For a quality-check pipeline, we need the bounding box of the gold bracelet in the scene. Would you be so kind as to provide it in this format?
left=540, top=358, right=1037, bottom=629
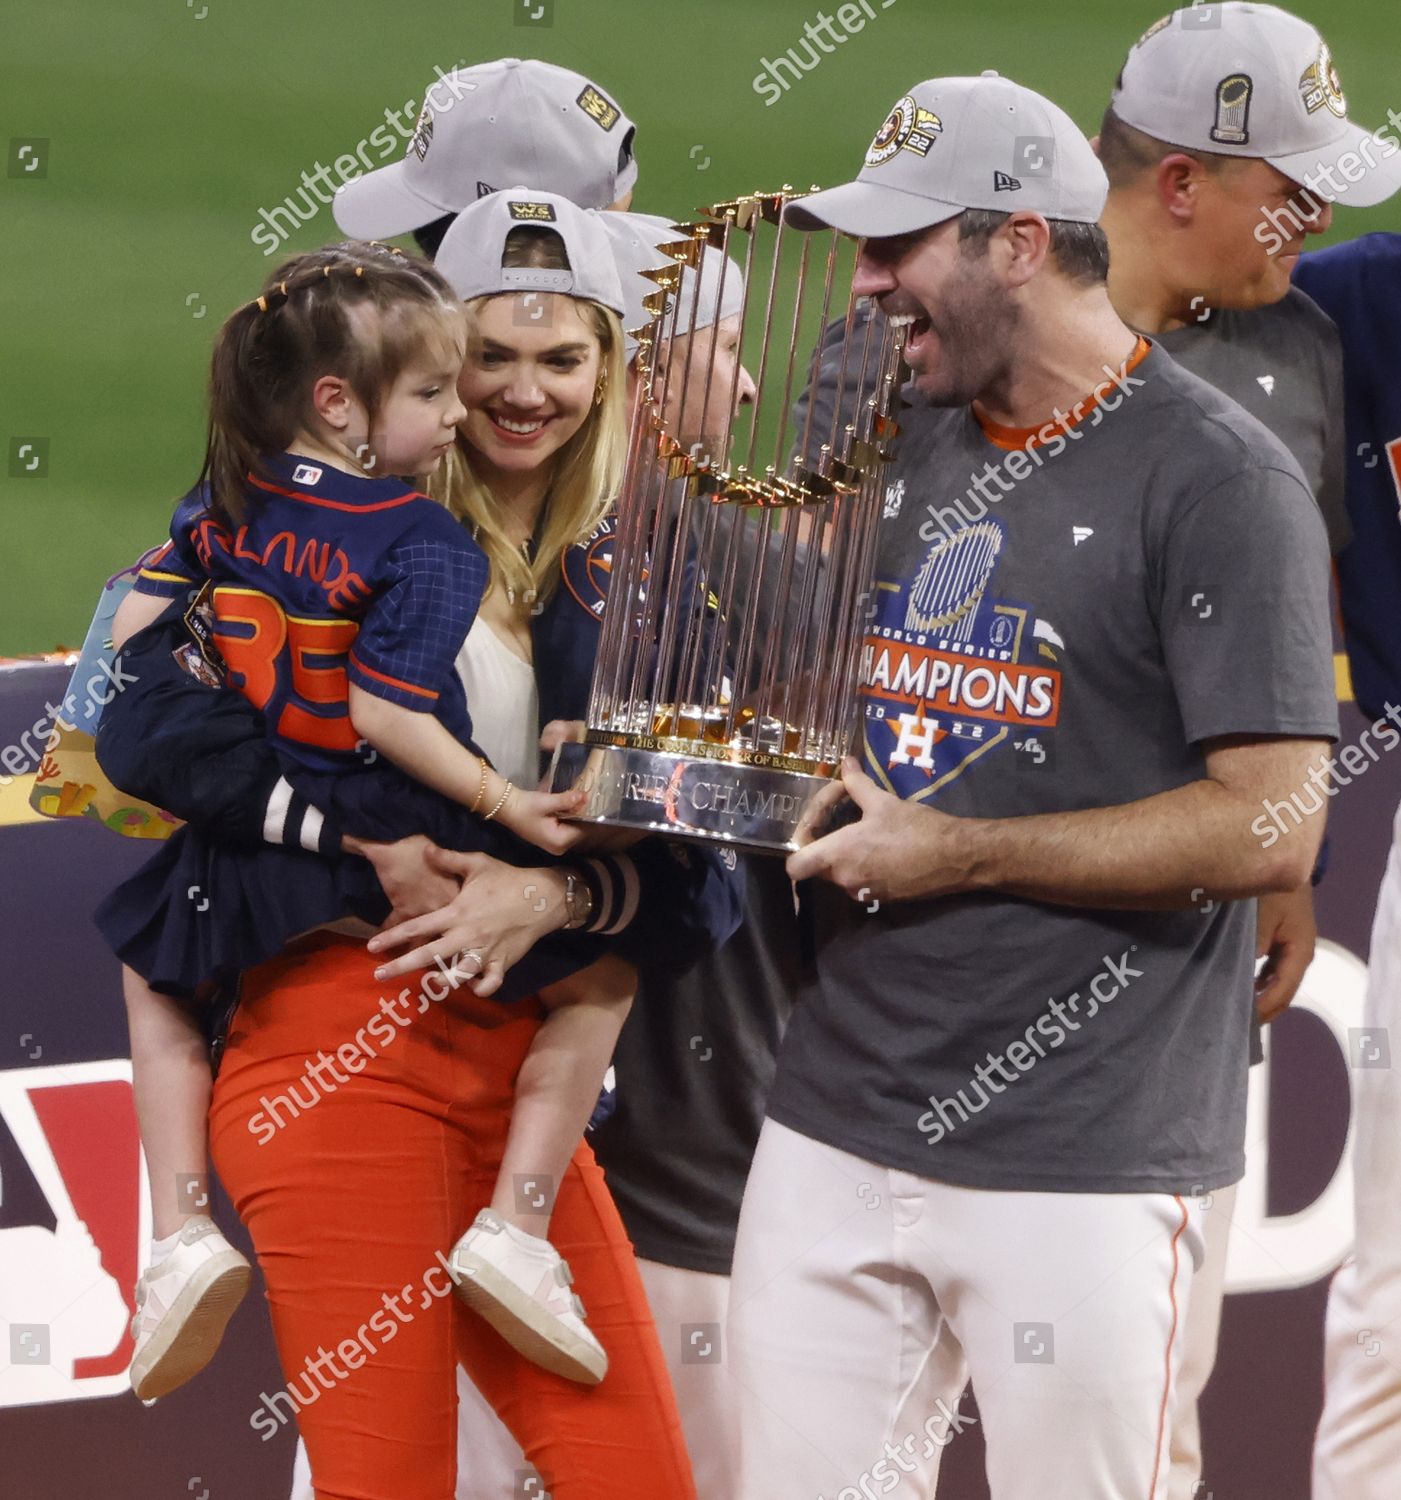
left=483, top=780, right=514, bottom=822
left=469, top=758, right=489, bottom=815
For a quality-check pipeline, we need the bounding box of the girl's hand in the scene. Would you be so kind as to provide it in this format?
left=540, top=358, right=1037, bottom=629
left=345, top=834, right=460, bottom=926
left=495, top=785, right=590, bottom=856
left=366, top=851, right=570, bottom=996
left=539, top=719, right=587, bottom=760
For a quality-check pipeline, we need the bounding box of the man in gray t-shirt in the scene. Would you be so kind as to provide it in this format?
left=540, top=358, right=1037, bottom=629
left=726, top=73, right=1337, bottom=1500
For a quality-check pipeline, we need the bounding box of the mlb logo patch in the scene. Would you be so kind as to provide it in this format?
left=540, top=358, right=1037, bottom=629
left=508, top=200, right=557, bottom=222
left=292, top=463, right=323, bottom=485
left=576, top=85, right=621, bottom=131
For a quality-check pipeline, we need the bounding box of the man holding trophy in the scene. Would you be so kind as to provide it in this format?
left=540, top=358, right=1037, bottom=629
left=709, top=72, right=1339, bottom=1499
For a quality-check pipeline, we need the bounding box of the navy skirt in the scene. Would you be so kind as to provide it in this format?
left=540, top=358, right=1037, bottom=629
left=94, top=760, right=603, bottom=1006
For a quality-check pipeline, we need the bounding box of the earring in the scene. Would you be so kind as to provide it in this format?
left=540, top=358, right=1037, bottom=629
left=594, top=371, right=608, bottom=407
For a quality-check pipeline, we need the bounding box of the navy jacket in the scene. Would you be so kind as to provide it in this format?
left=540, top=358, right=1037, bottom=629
left=1295, top=235, right=1401, bottom=725
left=95, top=503, right=743, bottom=1001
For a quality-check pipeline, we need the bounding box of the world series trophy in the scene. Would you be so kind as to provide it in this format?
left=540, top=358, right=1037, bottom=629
left=550, top=188, right=907, bottom=852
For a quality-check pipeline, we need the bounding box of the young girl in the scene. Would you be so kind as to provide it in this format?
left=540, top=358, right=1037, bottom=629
left=110, top=224, right=639, bottom=1400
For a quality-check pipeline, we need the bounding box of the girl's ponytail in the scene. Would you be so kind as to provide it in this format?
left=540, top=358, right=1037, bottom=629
left=196, top=244, right=463, bottom=525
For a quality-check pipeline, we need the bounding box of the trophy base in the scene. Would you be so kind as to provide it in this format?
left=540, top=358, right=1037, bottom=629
left=549, top=739, right=835, bottom=854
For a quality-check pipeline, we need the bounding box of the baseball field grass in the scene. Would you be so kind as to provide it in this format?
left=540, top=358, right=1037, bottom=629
left=4, top=0, right=1398, bottom=652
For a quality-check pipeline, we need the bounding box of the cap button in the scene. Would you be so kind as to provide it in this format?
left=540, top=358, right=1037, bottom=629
left=981, top=69, right=1000, bottom=78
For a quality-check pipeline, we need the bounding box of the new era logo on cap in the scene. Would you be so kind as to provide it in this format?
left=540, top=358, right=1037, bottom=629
left=508, top=200, right=558, bottom=222
left=994, top=171, right=1022, bottom=192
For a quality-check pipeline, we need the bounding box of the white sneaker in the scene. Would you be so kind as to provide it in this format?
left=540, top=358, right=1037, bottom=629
left=129, top=1216, right=252, bottom=1402
left=447, top=1210, right=608, bottom=1385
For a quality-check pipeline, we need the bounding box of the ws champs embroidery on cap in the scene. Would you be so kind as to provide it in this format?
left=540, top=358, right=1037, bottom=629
left=576, top=85, right=621, bottom=131
left=508, top=200, right=558, bottom=222
left=409, top=104, right=433, bottom=162
left=866, top=96, right=944, bottom=167
left=1210, top=74, right=1253, bottom=144
left=1299, top=43, right=1347, bottom=117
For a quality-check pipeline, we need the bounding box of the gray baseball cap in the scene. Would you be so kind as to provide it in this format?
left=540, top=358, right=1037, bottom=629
left=596, top=211, right=747, bottom=360
left=1112, top=4, right=1401, bottom=207
left=433, top=188, right=626, bottom=316
left=333, top=58, right=638, bottom=237
left=786, top=72, right=1108, bottom=236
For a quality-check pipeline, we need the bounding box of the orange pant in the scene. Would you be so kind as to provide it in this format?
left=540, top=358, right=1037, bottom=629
left=209, top=934, right=696, bottom=1500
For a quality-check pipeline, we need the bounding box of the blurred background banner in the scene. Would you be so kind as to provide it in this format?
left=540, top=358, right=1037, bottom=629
left=3, top=0, right=1399, bottom=653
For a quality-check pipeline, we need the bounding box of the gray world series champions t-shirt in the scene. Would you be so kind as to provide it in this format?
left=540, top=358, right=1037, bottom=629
left=1153, top=287, right=1350, bottom=554
left=766, top=343, right=1339, bottom=1194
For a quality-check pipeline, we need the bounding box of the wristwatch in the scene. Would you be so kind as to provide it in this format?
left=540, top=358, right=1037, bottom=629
left=563, top=870, right=595, bottom=931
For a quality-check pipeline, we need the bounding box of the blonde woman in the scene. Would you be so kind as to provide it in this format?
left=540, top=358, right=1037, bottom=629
left=99, top=193, right=735, bottom=1498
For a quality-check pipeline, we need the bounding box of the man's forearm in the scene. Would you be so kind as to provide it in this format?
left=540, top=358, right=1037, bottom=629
left=955, top=778, right=1319, bottom=909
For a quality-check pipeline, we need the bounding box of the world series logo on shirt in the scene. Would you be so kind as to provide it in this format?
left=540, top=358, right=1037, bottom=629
left=862, top=518, right=1063, bottom=799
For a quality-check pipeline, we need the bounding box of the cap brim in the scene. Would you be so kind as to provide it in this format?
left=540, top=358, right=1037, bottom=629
left=784, top=180, right=963, bottom=236
left=331, top=159, right=455, bottom=239
left=1269, top=121, right=1401, bottom=210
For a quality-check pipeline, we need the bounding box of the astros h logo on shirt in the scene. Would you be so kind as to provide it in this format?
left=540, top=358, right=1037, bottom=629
left=860, top=517, right=1064, bottom=800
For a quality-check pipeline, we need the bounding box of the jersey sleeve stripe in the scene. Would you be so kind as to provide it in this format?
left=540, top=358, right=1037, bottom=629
left=247, top=473, right=422, bottom=513
left=349, top=654, right=441, bottom=702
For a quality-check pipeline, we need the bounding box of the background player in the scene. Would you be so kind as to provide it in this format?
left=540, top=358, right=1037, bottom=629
left=1295, top=230, right=1401, bottom=1500
left=1091, top=7, right=1401, bottom=1491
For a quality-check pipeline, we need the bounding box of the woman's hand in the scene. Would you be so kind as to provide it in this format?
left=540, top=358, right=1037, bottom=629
left=344, top=834, right=460, bottom=927
left=366, top=851, right=571, bottom=996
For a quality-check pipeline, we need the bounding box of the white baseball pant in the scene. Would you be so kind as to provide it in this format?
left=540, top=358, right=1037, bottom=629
left=726, top=1119, right=1206, bottom=1500
left=1167, top=1181, right=1237, bottom=1500
left=1313, top=808, right=1401, bottom=1499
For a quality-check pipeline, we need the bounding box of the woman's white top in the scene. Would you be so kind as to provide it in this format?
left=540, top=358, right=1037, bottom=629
left=454, top=615, right=540, bottom=788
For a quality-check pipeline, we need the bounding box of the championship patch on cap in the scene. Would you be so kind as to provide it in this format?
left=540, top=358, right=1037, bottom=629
left=1299, top=43, right=1347, bottom=118
left=1210, top=74, right=1253, bottom=145
left=865, top=95, right=944, bottom=168
left=409, top=104, right=433, bottom=163
left=576, top=84, right=621, bottom=132
left=508, top=200, right=558, bottom=222
left=1134, top=13, right=1172, bottom=47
